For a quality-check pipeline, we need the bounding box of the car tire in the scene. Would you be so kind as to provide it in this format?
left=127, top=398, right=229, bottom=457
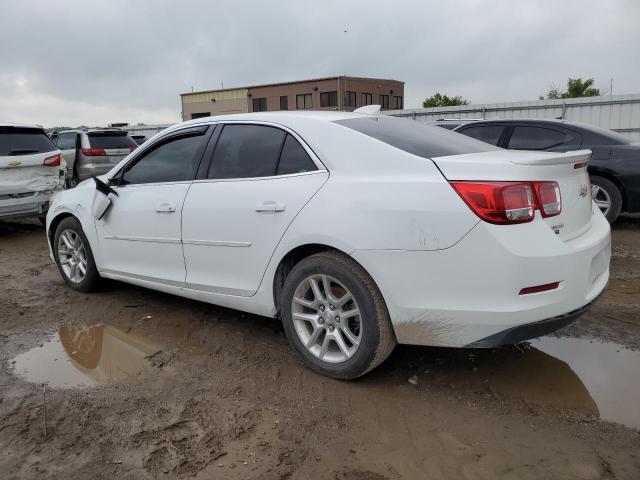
left=53, top=217, right=100, bottom=292
left=590, top=175, right=622, bottom=223
left=280, top=251, right=396, bottom=380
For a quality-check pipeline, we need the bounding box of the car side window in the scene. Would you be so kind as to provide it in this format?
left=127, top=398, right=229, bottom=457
left=508, top=126, right=580, bottom=151
left=57, top=132, right=77, bottom=150
left=276, top=134, right=318, bottom=175
left=208, top=124, right=285, bottom=179
left=457, top=125, right=504, bottom=145
left=121, top=133, right=206, bottom=185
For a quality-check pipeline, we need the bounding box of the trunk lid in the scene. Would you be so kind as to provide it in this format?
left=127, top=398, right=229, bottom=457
left=432, top=149, right=594, bottom=241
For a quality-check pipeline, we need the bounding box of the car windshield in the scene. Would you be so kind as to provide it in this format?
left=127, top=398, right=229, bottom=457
left=0, top=127, right=57, bottom=156
left=88, top=132, right=137, bottom=149
left=335, top=116, right=499, bottom=159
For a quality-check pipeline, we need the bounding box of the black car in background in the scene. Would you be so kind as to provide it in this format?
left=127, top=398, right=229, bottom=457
left=454, top=119, right=640, bottom=223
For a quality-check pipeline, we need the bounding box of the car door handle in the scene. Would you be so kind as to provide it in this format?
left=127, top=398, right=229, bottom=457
left=155, top=203, right=176, bottom=213
left=255, top=201, right=286, bottom=213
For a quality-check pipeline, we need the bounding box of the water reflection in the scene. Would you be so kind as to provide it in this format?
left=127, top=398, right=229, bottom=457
left=12, top=324, right=159, bottom=388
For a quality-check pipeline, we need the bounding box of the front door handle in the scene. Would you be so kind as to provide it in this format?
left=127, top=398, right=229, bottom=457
left=255, top=201, right=286, bottom=213
left=155, top=202, right=176, bottom=213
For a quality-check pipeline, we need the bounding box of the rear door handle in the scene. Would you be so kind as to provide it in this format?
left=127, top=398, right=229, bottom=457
left=255, top=201, right=286, bottom=213
left=155, top=202, right=176, bottom=213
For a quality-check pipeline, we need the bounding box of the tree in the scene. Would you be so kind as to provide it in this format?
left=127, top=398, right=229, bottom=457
left=423, top=92, right=469, bottom=108
left=540, top=78, right=600, bottom=100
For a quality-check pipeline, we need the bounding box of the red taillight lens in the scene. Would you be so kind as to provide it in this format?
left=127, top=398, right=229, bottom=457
left=451, top=180, right=562, bottom=224
left=81, top=147, right=106, bottom=156
left=450, top=182, right=536, bottom=224
left=43, top=153, right=61, bottom=166
left=534, top=181, right=561, bottom=217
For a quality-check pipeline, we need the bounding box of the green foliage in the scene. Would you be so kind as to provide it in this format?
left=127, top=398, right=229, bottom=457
left=423, top=92, right=469, bottom=108
left=540, top=78, right=601, bottom=100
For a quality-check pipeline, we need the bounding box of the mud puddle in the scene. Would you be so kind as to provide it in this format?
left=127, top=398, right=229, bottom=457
left=11, top=324, right=160, bottom=388
left=530, top=336, right=640, bottom=428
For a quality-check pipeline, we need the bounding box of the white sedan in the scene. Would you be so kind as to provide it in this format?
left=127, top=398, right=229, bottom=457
left=46, top=111, right=611, bottom=379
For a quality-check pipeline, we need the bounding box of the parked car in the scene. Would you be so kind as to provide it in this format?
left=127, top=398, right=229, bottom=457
left=432, top=118, right=481, bottom=130
left=55, top=128, right=138, bottom=188
left=1, top=124, right=65, bottom=223
left=454, top=119, right=640, bottom=222
left=46, top=112, right=610, bottom=379
left=130, top=135, right=147, bottom=145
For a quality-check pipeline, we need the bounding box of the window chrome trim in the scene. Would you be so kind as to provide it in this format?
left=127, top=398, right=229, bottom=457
left=192, top=169, right=327, bottom=184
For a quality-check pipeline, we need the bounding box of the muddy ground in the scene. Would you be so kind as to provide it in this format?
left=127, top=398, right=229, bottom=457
left=1, top=218, right=639, bottom=479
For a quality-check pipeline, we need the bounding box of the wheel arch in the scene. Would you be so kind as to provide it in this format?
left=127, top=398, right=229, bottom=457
left=272, top=243, right=380, bottom=316
left=47, top=211, right=79, bottom=252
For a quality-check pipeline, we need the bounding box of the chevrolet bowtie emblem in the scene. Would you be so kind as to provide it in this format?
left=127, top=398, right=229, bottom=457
left=8, top=160, right=22, bottom=167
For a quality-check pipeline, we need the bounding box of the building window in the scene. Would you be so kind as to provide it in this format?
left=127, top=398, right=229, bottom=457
left=252, top=97, right=267, bottom=112
left=361, top=93, right=372, bottom=106
left=344, top=91, right=356, bottom=107
left=296, top=93, right=313, bottom=109
left=393, top=96, right=403, bottom=109
left=379, top=95, right=389, bottom=110
left=280, top=96, right=288, bottom=110
left=320, top=91, right=338, bottom=108
left=191, top=112, right=210, bottom=119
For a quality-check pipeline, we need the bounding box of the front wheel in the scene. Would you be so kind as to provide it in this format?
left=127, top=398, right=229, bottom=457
left=280, top=251, right=396, bottom=380
left=53, top=217, right=100, bottom=292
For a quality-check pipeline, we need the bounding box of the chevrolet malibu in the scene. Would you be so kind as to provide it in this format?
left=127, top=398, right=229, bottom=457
left=46, top=111, right=611, bottom=379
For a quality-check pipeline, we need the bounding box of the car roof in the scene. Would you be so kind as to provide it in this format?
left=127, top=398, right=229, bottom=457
left=177, top=110, right=369, bottom=129
left=57, top=128, right=127, bottom=134
left=0, top=122, right=45, bottom=130
left=455, top=118, right=596, bottom=130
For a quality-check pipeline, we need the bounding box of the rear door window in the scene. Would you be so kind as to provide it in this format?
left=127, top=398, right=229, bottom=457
left=56, top=132, right=77, bottom=150
left=276, top=134, right=318, bottom=175
left=0, top=127, right=57, bottom=156
left=208, top=124, right=285, bottom=179
left=508, top=126, right=580, bottom=151
left=89, top=132, right=137, bottom=149
left=457, top=125, right=505, bottom=145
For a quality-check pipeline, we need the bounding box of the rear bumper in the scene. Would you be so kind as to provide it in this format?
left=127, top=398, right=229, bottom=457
left=465, top=294, right=600, bottom=347
left=0, top=191, right=54, bottom=220
left=351, top=210, right=611, bottom=347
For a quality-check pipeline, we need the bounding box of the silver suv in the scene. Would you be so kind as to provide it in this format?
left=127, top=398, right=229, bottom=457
left=55, top=128, right=138, bottom=187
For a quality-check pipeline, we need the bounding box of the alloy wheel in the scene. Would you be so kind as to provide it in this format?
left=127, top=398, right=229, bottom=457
left=591, top=184, right=611, bottom=217
left=57, top=229, right=88, bottom=284
left=291, top=274, right=362, bottom=363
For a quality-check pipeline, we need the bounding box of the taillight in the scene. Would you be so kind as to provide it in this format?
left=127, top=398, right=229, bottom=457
left=129, top=146, right=137, bottom=152
left=450, top=182, right=536, bottom=224
left=81, top=147, right=106, bottom=156
left=43, top=153, right=61, bottom=166
left=450, top=180, right=562, bottom=224
left=534, top=181, right=561, bottom=217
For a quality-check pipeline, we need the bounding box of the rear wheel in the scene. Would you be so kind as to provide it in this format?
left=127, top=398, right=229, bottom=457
left=590, top=175, right=622, bottom=223
left=53, top=217, right=99, bottom=292
left=65, top=170, right=79, bottom=189
left=281, top=251, right=396, bottom=379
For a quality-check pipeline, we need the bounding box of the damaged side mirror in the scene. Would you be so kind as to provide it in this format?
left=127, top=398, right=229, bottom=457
left=92, top=177, right=119, bottom=221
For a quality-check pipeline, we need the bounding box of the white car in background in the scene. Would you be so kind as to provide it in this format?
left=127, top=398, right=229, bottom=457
left=1, top=124, right=65, bottom=222
left=45, top=111, right=611, bottom=379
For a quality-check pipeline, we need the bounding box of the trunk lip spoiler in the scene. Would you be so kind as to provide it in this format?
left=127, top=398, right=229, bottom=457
left=509, top=149, right=591, bottom=166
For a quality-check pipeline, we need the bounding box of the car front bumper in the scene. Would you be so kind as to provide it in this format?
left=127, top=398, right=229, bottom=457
left=351, top=211, right=611, bottom=348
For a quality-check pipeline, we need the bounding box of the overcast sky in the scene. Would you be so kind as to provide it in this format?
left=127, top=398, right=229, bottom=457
left=1, top=0, right=638, bottom=127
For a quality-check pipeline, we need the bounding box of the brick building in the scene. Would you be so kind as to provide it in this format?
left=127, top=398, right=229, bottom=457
left=180, top=76, right=404, bottom=120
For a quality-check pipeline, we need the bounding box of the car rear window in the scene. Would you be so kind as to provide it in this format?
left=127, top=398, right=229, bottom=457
left=88, top=132, right=137, bottom=149
left=0, top=127, right=57, bottom=156
left=334, top=116, right=499, bottom=159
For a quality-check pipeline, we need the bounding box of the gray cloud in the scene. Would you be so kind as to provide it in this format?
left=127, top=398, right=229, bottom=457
left=1, top=0, right=638, bottom=127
